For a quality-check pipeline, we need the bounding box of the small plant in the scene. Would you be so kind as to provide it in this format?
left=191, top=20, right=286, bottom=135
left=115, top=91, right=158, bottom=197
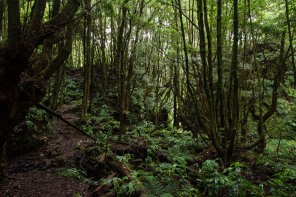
left=141, top=179, right=179, bottom=197
left=166, top=144, right=193, bottom=173
left=265, top=168, right=296, bottom=196
left=102, top=175, right=142, bottom=196
left=24, top=106, right=53, bottom=134
left=198, top=160, right=257, bottom=196
left=63, top=78, right=83, bottom=103
left=56, top=168, right=98, bottom=185
left=56, top=168, right=87, bottom=180
left=116, top=153, right=134, bottom=163
left=98, top=104, right=115, bottom=122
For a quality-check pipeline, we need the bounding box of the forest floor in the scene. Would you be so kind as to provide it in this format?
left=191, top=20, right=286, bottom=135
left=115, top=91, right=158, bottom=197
left=0, top=99, right=295, bottom=196
left=0, top=104, right=92, bottom=197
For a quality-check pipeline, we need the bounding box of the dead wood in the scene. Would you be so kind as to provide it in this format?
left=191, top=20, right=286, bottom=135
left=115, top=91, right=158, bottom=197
left=95, top=152, right=147, bottom=195
left=36, top=103, right=96, bottom=141
left=92, top=172, right=117, bottom=197
left=100, top=191, right=117, bottom=197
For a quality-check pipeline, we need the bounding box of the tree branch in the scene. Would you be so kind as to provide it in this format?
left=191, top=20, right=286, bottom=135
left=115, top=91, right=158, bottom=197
left=35, top=0, right=82, bottom=46
left=36, top=103, right=96, bottom=141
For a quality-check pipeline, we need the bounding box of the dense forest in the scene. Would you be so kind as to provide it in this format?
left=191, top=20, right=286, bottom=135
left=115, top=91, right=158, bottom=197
left=0, top=0, right=296, bottom=196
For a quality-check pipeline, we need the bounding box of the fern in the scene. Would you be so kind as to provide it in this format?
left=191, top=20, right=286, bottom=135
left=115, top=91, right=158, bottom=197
left=163, top=181, right=179, bottom=195
left=167, top=145, right=193, bottom=167
left=140, top=180, right=179, bottom=197
left=142, top=180, right=166, bottom=196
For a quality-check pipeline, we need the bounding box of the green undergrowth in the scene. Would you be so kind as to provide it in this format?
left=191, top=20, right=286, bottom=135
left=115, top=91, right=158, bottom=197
left=8, top=107, right=54, bottom=156
left=9, top=98, right=296, bottom=196
left=71, top=116, right=296, bottom=197
left=12, top=75, right=296, bottom=197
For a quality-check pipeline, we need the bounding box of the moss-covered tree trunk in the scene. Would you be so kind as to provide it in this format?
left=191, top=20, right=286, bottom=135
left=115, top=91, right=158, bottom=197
left=116, top=0, right=129, bottom=135
left=0, top=0, right=5, bottom=35
left=50, top=65, right=64, bottom=110
left=226, top=0, right=239, bottom=162
left=80, top=0, right=92, bottom=122
left=0, top=0, right=80, bottom=180
left=49, top=0, right=63, bottom=110
left=99, top=12, right=108, bottom=103
left=285, top=0, right=296, bottom=87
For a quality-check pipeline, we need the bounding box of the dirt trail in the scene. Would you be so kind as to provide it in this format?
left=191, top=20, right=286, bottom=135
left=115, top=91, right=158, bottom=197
left=0, top=104, right=92, bottom=197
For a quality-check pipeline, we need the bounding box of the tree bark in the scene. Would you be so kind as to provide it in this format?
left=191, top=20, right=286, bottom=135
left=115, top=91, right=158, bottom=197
left=216, top=0, right=225, bottom=130
left=0, top=0, right=6, bottom=35
left=99, top=13, right=108, bottom=102
left=197, top=0, right=223, bottom=157
left=7, top=0, right=20, bottom=52
left=0, top=0, right=81, bottom=177
left=285, top=0, right=296, bottom=87
left=116, top=0, right=130, bottom=135
left=80, top=0, right=92, bottom=122
left=226, top=0, right=239, bottom=163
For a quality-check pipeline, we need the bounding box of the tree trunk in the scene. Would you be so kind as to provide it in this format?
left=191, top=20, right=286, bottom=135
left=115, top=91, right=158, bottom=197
left=197, top=0, right=223, bottom=158
left=285, top=0, right=296, bottom=87
left=116, top=0, right=130, bottom=135
left=80, top=0, right=92, bottom=122
left=226, top=0, right=239, bottom=163
left=216, top=0, right=225, bottom=130
left=0, top=0, right=80, bottom=178
left=0, top=0, right=6, bottom=35
left=50, top=65, right=64, bottom=110
left=99, top=12, right=108, bottom=102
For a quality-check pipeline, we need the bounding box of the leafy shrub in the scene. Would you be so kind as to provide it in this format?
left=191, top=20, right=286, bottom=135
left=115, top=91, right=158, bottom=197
left=141, top=179, right=179, bottom=197
left=25, top=106, right=52, bottom=134
left=167, top=144, right=193, bottom=169
left=265, top=168, right=296, bottom=196
left=63, top=78, right=83, bottom=104
left=102, top=175, right=142, bottom=196
left=198, top=160, right=259, bottom=196
left=8, top=107, right=53, bottom=155
left=97, top=104, right=115, bottom=123
left=56, top=168, right=97, bottom=185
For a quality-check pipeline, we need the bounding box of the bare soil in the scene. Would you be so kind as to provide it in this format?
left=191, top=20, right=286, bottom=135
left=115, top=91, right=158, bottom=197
left=0, top=104, right=92, bottom=197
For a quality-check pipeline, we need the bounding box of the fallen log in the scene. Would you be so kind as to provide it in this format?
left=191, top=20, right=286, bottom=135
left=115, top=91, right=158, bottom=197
left=100, top=191, right=117, bottom=197
left=92, top=172, right=117, bottom=197
left=36, top=103, right=96, bottom=141
left=94, top=152, right=147, bottom=196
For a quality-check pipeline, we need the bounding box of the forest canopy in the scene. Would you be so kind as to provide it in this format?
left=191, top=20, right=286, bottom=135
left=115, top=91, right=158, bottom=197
left=0, top=0, right=296, bottom=196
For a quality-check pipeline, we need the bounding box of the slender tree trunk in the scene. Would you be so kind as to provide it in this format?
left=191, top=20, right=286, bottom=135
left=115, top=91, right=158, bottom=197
left=125, top=0, right=145, bottom=116
left=99, top=13, right=108, bottom=102
left=173, top=0, right=180, bottom=128
left=177, top=0, right=190, bottom=96
left=50, top=66, right=64, bottom=110
left=241, top=0, right=248, bottom=142
left=285, top=0, right=296, bottom=87
left=0, top=0, right=6, bottom=36
left=203, top=0, right=213, bottom=104
left=49, top=0, right=62, bottom=110
left=58, top=64, right=66, bottom=107
left=197, top=0, right=223, bottom=156
left=80, top=0, right=92, bottom=122
left=248, top=0, right=264, bottom=152
left=216, top=0, right=225, bottom=130
left=116, top=0, right=129, bottom=135
left=226, top=0, right=239, bottom=163
left=177, top=0, right=198, bottom=137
